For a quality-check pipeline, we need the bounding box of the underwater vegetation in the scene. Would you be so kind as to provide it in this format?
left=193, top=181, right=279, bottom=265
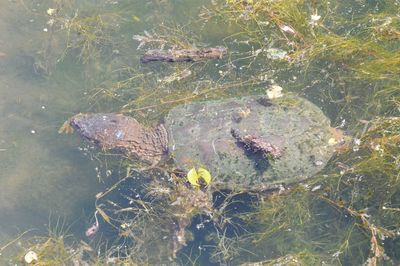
left=21, top=0, right=131, bottom=78
left=1, top=0, right=399, bottom=265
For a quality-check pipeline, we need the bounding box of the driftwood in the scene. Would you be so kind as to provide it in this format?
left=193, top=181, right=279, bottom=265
left=140, top=47, right=227, bottom=63
left=231, top=128, right=283, bottom=159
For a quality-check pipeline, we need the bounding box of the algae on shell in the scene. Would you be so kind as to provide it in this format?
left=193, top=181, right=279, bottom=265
left=165, top=94, right=336, bottom=188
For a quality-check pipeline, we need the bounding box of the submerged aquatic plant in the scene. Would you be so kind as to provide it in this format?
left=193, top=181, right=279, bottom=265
left=25, top=0, right=125, bottom=76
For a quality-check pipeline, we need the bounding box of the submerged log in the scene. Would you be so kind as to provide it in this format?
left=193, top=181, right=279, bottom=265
left=140, top=47, right=227, bottom=63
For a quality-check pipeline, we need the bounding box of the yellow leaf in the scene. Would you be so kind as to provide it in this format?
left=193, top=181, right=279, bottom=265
left=187, top=168, right=199, bottom=187
left=197, top=168, right=212, bottom=185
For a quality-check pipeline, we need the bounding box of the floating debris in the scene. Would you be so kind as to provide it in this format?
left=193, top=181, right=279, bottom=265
left=279, top=24, right=296, bottom=35
left=311, top=185, right=322, bottom=192
left=187, top=167, right=212, bottom=188
left=328, top=138, right=337, bottom=146
left=266, top=84, right=283, bottom=99
left=24, top=251, right=38, bottom=264
left=85, top=211, right=100, bottom=237
left=46, top=8, right=57, bottom=16
left=310, top=10, right=321, bottom=26
left=266, top=48, right=287, bottom=60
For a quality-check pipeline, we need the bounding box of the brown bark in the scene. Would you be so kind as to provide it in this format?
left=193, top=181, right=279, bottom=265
left=140, top=47, right=227, bottom=63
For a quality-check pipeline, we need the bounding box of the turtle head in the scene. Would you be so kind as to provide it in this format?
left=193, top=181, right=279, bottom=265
left=69, top=113, right=167, bottom=165
left=69, top=113, right=124, bottom=147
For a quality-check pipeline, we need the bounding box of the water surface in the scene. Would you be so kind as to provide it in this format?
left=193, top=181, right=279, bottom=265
left=0, top=0, right=399, bottom=265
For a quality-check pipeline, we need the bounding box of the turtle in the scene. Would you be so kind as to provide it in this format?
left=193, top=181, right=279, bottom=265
left=66, top=94, right=342, bottom=189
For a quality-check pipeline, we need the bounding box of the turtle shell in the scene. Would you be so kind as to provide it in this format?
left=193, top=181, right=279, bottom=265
left=165, top=94, right=336, bottom=188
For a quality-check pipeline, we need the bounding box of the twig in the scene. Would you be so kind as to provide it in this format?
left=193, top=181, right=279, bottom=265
left=0, top=229, right=37, bottom=252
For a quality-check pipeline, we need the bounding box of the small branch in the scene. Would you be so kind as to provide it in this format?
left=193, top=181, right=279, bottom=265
left=140, top=47, right=227, bottom=63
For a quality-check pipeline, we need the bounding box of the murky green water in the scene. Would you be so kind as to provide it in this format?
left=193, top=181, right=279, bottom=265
left=0, top=0, right=109, bottom=243
left=0, top=0, right=399, bottom=265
